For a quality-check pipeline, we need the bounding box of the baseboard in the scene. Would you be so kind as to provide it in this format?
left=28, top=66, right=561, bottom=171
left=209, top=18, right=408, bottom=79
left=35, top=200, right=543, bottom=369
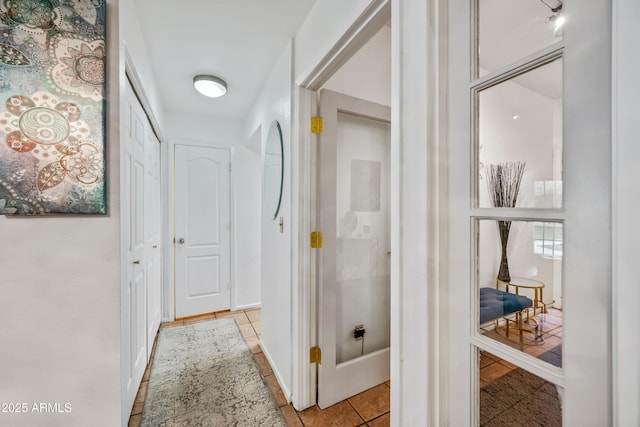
left=234, top=302, right=261, bottom=311
left=259, top=339, right=292, bottom=404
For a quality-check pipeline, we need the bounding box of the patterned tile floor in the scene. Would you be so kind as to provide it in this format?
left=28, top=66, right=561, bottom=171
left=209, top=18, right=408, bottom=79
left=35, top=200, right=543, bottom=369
left=128, top=308, right=391, bottom=427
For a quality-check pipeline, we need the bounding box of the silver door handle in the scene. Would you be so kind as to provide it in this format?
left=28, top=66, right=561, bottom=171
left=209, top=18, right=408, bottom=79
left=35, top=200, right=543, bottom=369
left=176, top=238, right=185, bottom=244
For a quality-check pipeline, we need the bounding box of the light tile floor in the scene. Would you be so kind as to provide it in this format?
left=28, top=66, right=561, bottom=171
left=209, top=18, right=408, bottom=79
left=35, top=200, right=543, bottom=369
left=129, top=308, right=391, bottom=427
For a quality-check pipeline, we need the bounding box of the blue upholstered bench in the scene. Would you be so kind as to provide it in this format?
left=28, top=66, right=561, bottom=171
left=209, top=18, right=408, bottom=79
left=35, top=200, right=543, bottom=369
left=480, top=287, right=533, bottom=350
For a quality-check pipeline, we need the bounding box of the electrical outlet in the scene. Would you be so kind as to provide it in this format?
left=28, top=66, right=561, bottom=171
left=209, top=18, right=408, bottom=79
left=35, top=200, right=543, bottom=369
left=353, top=324, right=365, bottom=341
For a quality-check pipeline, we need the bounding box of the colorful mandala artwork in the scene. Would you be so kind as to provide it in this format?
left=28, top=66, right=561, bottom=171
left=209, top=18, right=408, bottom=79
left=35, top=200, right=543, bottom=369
left=0, top=0, right=105, bottom=214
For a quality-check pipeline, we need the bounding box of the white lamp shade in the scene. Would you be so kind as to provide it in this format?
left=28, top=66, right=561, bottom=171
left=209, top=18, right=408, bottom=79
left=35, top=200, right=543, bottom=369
left=193, top=75, right=227, bottom=98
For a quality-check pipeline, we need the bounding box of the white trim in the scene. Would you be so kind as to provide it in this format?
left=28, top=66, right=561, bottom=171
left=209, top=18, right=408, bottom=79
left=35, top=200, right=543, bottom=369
left=298, top=0, right=391, bottom=91
left=391, top=0, right=443, bottom=424
left=228, top=145, right=237, bottom=311
left=164, top=139, right=176, bottom=321
left=233, top=302, right=261, bottom=311
left=124, top=46, right=166, bottom=144
left=290, top=85, right=316, bottom=410
left=260, top=340, right=292, bottom=403
left=612, top=0, right=640, bottom=424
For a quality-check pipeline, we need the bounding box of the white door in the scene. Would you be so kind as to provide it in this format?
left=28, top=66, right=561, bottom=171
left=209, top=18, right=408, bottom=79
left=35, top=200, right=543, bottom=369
left=448, top=0, right=611, bottom=424
left=174, top=145, right=231, bottom=318
left=123, top=80, right=159, bottom=410
left=317, top=90, right=391, bottom=408
left=145, top=128, right=162, bottom=356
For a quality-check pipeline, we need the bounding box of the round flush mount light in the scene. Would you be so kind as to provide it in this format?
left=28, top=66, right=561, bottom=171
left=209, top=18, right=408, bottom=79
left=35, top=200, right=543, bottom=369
left=193, top=75, right=227, bottom=98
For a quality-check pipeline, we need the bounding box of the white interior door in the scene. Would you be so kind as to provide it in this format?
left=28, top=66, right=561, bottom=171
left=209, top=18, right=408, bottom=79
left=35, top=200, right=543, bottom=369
left=145, top=128, right=162, bottom=356
left=123, top=80, right=160, bottom=410
left=317, top=90, right=391, bottom=409
left=174, top=145, right=231, bottom=318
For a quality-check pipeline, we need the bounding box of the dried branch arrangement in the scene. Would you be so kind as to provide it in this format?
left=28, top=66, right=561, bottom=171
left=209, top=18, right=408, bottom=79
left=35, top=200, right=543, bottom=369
left=485, top=161, right=526, bottom=282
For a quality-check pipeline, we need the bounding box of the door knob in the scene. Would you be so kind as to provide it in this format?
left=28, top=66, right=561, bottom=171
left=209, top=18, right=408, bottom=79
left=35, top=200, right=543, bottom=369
left=176, top=238, right=185, bottom=244
left=133, top=260, right=141, bottom=265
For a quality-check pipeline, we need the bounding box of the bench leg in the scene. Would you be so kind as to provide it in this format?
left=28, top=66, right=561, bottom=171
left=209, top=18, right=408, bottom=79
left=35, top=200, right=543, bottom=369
left=517, top=312, right=524, bottom=351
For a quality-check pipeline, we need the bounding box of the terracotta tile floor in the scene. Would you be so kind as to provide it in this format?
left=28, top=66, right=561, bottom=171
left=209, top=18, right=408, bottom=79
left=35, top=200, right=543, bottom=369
left=480, top=307, right=563, bottom=362
left=480, top=307, right=563, bottom=386
left=128, top=308, right=391, bottom=427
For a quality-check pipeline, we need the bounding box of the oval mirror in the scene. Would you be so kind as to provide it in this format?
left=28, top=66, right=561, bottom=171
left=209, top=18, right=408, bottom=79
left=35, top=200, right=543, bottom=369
left=264, top=120, right=284, bottom=219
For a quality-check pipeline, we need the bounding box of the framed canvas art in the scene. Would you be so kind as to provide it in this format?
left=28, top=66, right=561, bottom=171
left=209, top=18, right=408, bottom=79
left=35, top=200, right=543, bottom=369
left=0, top=0, right=106, bottom=214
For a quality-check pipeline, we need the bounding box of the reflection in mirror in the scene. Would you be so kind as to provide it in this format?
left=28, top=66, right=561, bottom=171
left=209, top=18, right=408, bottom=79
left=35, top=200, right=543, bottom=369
left=478, top=0, right=563, bottom=77
left=264, top=120, right=284, bottom=219
left=478, top=58, right=563, bottom=208
left=335, top=113, right=390, bottom=364
left=477, top=220, right=563, bottom=366
left=478, top=348, right=563, bottom=425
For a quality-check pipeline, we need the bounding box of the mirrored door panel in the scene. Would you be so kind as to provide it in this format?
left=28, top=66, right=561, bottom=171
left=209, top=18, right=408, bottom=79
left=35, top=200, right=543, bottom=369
left=477, top=58, right=563, bottom=209
left=335, top=112, right=391, bottom=364
left=478, top=0, right=563, bottom=77
left=477, top=219, right=563, bottom=367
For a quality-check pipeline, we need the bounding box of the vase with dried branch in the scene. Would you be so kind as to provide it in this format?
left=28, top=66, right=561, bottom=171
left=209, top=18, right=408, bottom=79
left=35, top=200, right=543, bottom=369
left=485, top=161, right=526, bottom=283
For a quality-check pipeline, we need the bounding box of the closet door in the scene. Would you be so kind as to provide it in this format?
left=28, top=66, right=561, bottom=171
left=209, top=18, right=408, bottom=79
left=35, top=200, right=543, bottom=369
left=144, top=125, right=162, bottom=356
left=122, top=80, right=162, bottom=412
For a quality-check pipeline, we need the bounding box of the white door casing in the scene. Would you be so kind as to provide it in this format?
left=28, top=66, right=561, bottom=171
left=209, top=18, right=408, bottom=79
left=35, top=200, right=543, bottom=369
left=174, top=145, right=231, bottom=318
left=317, top=90, right=391, bottom=409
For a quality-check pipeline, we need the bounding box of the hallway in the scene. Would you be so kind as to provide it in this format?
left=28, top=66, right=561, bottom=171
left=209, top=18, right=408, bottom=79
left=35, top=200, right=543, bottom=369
left=128, top=309, right=391, bottom=427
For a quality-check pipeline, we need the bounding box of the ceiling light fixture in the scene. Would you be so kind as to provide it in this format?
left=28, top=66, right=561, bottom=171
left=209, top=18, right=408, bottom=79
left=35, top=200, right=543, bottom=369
left=546, top=13, right=565, bottom=37
left=541, top=0, right=564, bottom=36
left=193, top=75, right=227, bottom=98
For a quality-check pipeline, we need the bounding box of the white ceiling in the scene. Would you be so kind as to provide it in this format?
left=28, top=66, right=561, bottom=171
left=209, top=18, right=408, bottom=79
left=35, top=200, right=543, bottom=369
left=480, top=0, right=562, bottom=99
left=132, top=0, right=317, bottom=120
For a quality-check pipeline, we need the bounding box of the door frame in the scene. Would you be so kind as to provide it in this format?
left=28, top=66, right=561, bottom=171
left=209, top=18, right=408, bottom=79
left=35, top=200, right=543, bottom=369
left=293, top=2, right=445, bottom=424
left=291, top=0, right=398, bottom=411
left=166, top=140, right=235, bottom=321
left=612, top=0, right=640, bottom=424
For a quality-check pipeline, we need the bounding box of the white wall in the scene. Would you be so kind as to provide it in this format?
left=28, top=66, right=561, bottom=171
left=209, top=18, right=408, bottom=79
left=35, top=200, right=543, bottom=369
left=324, top=26, right=391, bottom=107
left=122, top=0, right=165, bottom=129
left=294, top=0, right=374, bottom=83
left=244, top=41, right=293, bottom=398
left=164, top=113, right=242, bottom=146
left=233, top=128, right=262, bottom=308
left=0, top=2, right=121, bottom=426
